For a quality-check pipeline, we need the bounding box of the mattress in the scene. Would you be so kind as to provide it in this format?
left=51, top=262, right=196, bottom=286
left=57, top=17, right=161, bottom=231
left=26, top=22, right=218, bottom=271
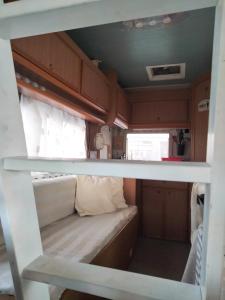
left=0, top=206, right=137, bottom=299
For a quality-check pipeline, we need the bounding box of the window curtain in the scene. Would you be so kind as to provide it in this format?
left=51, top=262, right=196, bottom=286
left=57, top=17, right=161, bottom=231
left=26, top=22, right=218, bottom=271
left=20, top=94, right=87, bottom=159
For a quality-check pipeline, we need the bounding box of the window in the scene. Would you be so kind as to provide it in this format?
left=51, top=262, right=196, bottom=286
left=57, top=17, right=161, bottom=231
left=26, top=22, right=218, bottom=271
left=20, top=94, right=87, bottom=159
left=126, top=133, right=169, bottom=161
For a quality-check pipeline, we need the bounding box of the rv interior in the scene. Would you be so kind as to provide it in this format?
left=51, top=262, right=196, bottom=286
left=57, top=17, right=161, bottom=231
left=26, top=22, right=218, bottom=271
left=0, top=1, right=224, bottom=300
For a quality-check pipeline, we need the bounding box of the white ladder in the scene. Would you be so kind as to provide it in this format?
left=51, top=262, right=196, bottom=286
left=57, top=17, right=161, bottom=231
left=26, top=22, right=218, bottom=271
left=0, top=1, right=225, bottom=300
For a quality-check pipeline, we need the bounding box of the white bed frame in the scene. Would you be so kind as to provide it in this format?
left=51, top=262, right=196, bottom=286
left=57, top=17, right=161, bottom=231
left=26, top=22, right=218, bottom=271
left=0, top=1, right=224, bottom=300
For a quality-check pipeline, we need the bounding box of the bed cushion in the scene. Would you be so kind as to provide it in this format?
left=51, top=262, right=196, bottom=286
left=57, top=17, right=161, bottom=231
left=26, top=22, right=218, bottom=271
left=33, top=176, right=76, bottom=228
left=75, top=176, right=127, bottom=216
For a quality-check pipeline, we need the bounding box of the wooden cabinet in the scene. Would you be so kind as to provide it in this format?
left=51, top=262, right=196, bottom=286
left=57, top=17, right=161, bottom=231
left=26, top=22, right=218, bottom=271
left=117, top=88, right=130, bottom=123
left=12, top=32, right=112, bottom=117
left=191, top=76, right=210, bottom=162
left=81, top=62, right=110, bottom=112
left=142, top=180, right=189, bottom=242
left=131, top=99, right=188, bottom=126
left=12, top=33, right=82, bottom=92
left=127, top=87, right=191, bottom=129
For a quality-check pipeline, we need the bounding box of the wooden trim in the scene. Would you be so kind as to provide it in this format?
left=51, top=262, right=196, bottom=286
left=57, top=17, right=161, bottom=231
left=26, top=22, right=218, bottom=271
left=17, top=78, right=105, bottom=124
left=129, top=122, right=191, bottom=129
left=114, top=117, right=129, bottom=129
left=13, top=51, right=107, bottom=114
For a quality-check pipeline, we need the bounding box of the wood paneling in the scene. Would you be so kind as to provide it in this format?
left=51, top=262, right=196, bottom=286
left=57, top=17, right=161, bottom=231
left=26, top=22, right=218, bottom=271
left=123, top=178, right=136, bottom=205
left=164, top=189, right=188, bottom=241
left=141, top=180, right=189, bottom=242
left=81, top=62, right=110, bottom=112
left=143, top=187, right=164, bottom=239
left=127, top=87, right=191, bottom=129
left=12, top=33, right=81, bottom=92
left=191, top=76, right=210, bottom=162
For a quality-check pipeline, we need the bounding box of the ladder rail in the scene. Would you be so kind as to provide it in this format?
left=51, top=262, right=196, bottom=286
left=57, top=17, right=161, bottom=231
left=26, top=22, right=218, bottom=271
left=23, top=255, right=202, bottom=300
left=3, top=157, right=211, bottom=183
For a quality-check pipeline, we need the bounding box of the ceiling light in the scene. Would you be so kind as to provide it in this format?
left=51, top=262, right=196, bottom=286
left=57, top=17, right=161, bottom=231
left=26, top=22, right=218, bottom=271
left=135, top=21, right=144, bottom=28
left=149, top=20, right=157, bottom=26
left=163, top=16, right=172, bottom=24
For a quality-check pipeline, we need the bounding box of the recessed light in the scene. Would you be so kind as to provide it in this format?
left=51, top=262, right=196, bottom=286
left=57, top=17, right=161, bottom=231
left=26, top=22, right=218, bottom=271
left=163, top=16, right=172, bottom=24
left=149, top=20, right=157, bottom=26
left=135, top=21, right=144, bottom=28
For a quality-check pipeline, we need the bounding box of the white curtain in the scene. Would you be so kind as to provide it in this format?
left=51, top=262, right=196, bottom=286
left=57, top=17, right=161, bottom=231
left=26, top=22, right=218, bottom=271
left=20, top=94, right=87, bottom=159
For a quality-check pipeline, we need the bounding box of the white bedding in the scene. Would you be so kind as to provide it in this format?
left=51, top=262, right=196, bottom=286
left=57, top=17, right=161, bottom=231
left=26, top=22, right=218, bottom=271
left=0, top=206, right=137, bottom=299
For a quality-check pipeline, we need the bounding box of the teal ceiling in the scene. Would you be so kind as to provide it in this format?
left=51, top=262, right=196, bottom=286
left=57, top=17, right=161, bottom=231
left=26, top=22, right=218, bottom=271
left=67, top=7, right=215, bottom=88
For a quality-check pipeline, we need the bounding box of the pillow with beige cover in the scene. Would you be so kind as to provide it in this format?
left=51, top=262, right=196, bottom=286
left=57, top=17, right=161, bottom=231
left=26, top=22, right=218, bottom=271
left=75, top=176, right=128, bottom=216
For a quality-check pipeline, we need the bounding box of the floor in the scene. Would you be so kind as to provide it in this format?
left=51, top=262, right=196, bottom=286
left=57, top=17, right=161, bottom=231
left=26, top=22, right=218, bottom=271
left=128, top=237, right=191, bottom=281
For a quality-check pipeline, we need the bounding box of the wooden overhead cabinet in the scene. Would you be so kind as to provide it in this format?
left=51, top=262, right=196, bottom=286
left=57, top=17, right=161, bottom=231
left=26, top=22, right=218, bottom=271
left=12, top=32, right=112, bottom=120
left=12, top=33, right=82, bottom=92
left=81, top=62, right=110, bottom=113
left=127, top=87, right=191, bottom=129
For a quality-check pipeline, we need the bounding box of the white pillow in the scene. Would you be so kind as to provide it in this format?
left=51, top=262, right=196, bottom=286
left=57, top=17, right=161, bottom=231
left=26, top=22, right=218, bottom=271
left=109, top=177, right=128, bottom=209
left=75, top=176, right=127, bottom=216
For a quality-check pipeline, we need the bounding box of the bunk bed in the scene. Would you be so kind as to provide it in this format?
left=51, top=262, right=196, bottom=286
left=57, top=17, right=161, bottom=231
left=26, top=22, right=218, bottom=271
left=0, top=176, right=138, bottom=300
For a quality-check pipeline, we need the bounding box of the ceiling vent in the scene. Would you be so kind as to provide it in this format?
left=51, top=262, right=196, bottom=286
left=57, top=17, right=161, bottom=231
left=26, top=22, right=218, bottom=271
left=146, top=63, right=186, bottom=81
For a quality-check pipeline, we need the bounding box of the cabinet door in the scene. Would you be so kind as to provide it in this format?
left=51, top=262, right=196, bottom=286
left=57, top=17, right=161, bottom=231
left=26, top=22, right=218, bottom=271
left=117, top=88, right=130, bottom=122
left=164, top=189, right=188, bottom=242
left=12, top=33, right=81, bottom=92
left=131, top=100, right=188, bottom=124
left=142, top=187, right=164, bottom=239
left=81, top=62, right=110, bottom=112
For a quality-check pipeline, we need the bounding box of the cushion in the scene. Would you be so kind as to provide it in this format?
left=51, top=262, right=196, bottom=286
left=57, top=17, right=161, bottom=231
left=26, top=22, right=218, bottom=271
left=33, top=175, right=76, bottom=228
left=75, top=176, right=127, bottom=216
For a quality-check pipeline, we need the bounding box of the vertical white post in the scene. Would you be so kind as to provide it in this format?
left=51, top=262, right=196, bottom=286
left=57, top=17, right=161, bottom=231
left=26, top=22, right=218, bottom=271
left=0, top=39, right=50, bottom=299
left=204, top=0, right=225, bottom=299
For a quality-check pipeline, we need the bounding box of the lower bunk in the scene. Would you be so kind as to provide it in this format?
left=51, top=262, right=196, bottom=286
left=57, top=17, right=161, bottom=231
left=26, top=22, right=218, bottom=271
left=0, top=176, right=138, bottom=300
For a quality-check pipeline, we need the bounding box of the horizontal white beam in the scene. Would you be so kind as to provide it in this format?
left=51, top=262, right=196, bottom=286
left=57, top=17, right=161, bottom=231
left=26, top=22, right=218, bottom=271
left=0, top=0, right=218, bottom=39
left=3, top=157, right=211, bottom=183
left=23, top=255, right=202, bottom=300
